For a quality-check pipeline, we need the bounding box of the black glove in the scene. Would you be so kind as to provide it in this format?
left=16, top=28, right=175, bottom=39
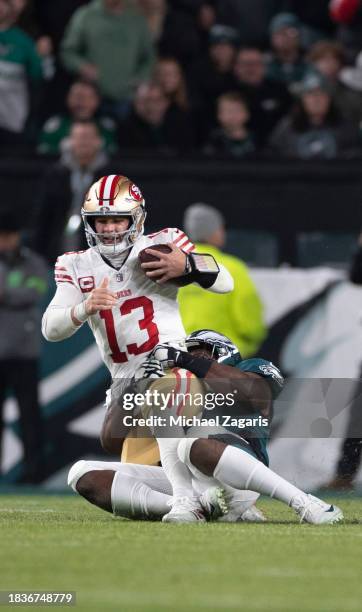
left=150, top=344, right=213, bottom=377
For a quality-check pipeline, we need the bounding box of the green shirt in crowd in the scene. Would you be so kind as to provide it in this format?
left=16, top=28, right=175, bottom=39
left=38, top=114, right=118, bottom=155
left=0, top=26, right=42, bottom=132
left=60, top=0, right=155, bottom=101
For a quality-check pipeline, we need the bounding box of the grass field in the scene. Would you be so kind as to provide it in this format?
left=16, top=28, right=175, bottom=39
left=0, top=494, right=361, bottom=612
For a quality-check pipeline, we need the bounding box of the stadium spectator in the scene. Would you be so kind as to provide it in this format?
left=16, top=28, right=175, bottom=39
left=204, top=92, right=256, bottom=158
left=307, top=40, right=362, bottom=125
left=307, top=40, right=345, bottom=82
left=266, top=12, right=309, bottom=85
left=154, top=57, right=189, bottom=111
left=0, top=0, right=43, bottom=144
left=38, top=80, right=118, bottom=155
left=178, top=203, right=266, bottom=357
left=232, top=47, right=292, bottom=145
left=188, top=24, right=239, bottom=143
left=136, top=0, right=215, bottom=69
left=36, top=120, right=110, bottom=263
left=0, top=213, right=48, bottom=483
left=269, top=72, right=361, bottom=159
left=12, top=0, right=54, bottom=72
left=119, top=81, right=194, bottom=153
left=60, top=0, right=156, bottom=119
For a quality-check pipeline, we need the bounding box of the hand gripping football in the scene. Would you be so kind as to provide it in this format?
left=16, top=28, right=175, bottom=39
left=138, top=244, right=187, bottom=286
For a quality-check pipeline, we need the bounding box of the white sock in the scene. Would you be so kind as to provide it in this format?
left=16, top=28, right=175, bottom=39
left=156, top=437, right=195, bottom=499
left=214, top=446, right=307, bottom=506
left=111, top=471, right=171, bottom=520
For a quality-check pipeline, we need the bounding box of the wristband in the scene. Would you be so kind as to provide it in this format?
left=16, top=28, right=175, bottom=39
left=72, top=301, right=88, bottom=325
left=175, top=351, right=213, bottom=378
left=176, top=252, right=220, bottom=288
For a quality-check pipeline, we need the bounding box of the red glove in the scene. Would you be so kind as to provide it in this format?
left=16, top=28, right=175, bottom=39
left=329, top=0, right=361, bottom=23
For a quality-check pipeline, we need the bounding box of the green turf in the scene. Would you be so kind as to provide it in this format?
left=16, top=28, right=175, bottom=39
left=0, top=495, right=361, bottom=612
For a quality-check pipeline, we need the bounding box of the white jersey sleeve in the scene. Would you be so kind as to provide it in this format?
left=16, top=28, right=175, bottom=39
left=42, top=254, right=85, bottom=342
left=147, top=227, right=195, bottom=254
left=146, top=228, right=232, bottom=292
left=207, top=263, right=234, bottom=293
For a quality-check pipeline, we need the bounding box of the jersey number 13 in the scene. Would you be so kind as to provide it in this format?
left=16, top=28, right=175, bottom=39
left=100, top=296, right=159, bottom=363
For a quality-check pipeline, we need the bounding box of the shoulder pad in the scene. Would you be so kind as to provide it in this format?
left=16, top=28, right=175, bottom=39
left=237, top=358, right=284, bottom=388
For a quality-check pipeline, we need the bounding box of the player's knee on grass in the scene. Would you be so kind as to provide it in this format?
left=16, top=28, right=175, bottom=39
left=178, top=438, right=227, bottom=476
left=67, top=460, right=115, bottom=512
left=77, top=471, right=115, bottom=513
left=68, top=459, right=115, bottom=512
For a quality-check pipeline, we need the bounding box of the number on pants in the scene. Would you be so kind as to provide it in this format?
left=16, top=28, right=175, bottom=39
left=100, top=296, right=159, bottom=363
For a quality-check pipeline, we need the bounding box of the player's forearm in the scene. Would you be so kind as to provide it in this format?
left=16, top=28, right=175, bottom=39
left=42, top=302, right=88, bottom=341
left=175, top=354, right=272, bottom=416
left=205, top=263, right=234, bottom=294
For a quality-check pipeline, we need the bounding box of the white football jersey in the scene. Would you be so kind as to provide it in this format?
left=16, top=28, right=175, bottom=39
left=53, top=228, right=194, bottom=378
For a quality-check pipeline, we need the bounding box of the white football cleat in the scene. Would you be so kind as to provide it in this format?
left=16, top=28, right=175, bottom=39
left=199, top=487, right=228, bottom=521
left=239, top=505, right=266, bottom=523
left=291, top=494, right=344, bottom=524
left=162, top=497, right=206, bottom=523
left=217, top=503, right=266, bottom=523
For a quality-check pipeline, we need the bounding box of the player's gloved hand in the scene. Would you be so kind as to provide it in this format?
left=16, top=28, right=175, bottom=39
left=133, top=357, right=165, bottom=393
left=150, top=344, right=183, bottom=369
left=134, top=357, right=165, bottom=381
left=151, top=343, right=214, bottom=378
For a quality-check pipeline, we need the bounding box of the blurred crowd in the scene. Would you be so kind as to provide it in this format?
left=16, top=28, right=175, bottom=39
left=0, top=0, right=362, bottom=161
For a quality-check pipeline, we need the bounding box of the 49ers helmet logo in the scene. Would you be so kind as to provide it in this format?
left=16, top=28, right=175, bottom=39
left=129, top=183, right=143, bottom=202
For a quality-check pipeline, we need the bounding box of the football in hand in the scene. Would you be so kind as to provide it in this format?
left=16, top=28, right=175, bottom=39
left=138, top=244, right=188, bottom=286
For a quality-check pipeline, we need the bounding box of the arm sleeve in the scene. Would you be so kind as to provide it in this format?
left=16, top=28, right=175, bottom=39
left=169, top=229, right=233, bottom=293
left=174, top=352, right=272, bottom=417
left=42, top=283, right=85, bottom=341
left=205, top=263, right=234, bottom=294
left=42, top=257, right=85, bottom=341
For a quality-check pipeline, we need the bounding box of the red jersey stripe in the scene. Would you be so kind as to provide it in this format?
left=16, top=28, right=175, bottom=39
left=56, top=279, right=75, bottom=286
left=173, top=232, right=186, bottom=245
left=55, top=274, right=74, bottom=281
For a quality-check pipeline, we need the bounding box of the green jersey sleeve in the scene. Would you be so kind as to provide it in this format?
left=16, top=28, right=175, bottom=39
left=235, top=358, right=284, bottom=399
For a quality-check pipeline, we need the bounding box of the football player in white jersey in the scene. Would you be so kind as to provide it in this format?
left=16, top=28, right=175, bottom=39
left=42, top=174, right=234, bottom=522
